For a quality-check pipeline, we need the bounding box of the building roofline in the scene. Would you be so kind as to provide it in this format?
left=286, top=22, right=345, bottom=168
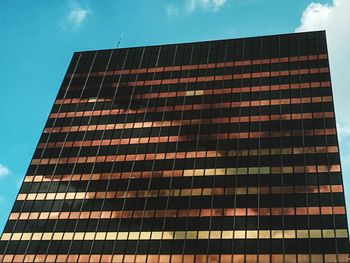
left=74, top=30, right=326, bottom=54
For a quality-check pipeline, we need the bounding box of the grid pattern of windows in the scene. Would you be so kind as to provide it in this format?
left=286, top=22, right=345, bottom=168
left=0, top=31, right=349, bottom=262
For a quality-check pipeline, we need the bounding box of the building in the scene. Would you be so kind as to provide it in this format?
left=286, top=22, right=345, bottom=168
left=0, top=31, right=349, bottom=262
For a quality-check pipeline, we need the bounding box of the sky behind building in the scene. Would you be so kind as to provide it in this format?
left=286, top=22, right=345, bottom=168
left=1, top=0, right=350, bottom=233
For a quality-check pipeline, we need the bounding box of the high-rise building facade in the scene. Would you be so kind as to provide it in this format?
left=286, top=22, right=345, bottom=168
left=1, top=31, right=349, bottom=262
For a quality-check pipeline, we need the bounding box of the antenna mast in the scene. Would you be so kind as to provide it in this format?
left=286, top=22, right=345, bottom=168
left=117, top=31, right=124, bottom=48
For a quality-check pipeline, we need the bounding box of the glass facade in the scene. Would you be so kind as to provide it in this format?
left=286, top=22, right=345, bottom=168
left=0, top=31, right=349, bottom=262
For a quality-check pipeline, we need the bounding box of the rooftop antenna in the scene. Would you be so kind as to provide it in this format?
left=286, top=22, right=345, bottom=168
left=117, top=30, right=124, bottom=48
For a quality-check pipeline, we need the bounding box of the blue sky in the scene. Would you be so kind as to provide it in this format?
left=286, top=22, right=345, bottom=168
left=1, top=0, right=349, bottom=232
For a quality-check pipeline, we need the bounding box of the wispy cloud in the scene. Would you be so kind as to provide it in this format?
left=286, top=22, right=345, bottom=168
left=68, top=6, right=91, bottom=28
left=166, top=5, right=179, bottom=17
left=0, top=164, right=10, bottom=178
left=61, top=2, right=91, bottom=31
left=337, top=122, right=350, bottom=142
left=340, top=150, right=350, bottom=166
left=165, top=0, right=227, bottom=17
left=296, top=0, right=350, bottom=140
left=186, top=0, right=227, bottom=12
left=296, top=2, right=332, bottom=32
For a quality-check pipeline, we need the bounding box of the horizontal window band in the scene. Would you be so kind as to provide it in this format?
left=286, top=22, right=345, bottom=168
left=38, top=128, right=338, bottom=156
left=42, top=117, right=336, bottom=141
left=46, top=107, right=336, bottom=136
left=80, top=81, right=330, bottom=105
left=49, top=95, right=333, bottom=125
left=47, top=112, right=335, bottom=142
left=44, top=111, right=335, bottom=133
left=47, top=97, right=335, bottom=127
left=16, top=184, right=343, bottom=201
left=50, top=101, right=333, bottom=127
left=31, top=146, right=339, bottom=165
left=38, top=135, right=339, bottom=154
left=9, top=206, right=347, bottom=221
left=60, top=77, right=332, bottom=110
left=82, top=54, right=327, bottom=76
left=41, top=118, right=337, bottom=149
left=43, top=117, right=336, bottom=148
left=2, top=238, right=349, bottom=255
left=79, top=69, right=330, bottom=91
left=52, top=87, right=333, bottom=116
left=45, top=103, right=334, bottom=132
left=62, top=67, right=330, bottom=95
left=35, top=133, right=338, bottom=163
left=1, top=229, right=348, bottom=242
left=60, top=69, right=331, bottom=95
left=44, top=112, right=335, bottom=144
left=69, top=67, right=329, bottom=90
left=12, top=193, right=346, bottom=213
left=2, top=253, right=348, bottom=263
left=30, top=155, right=341, bottom=172
left=28, top=159, right=341, bottom=176
left=35, top=143, right=339, bottom=157
left=5, top=214, right=347, bottom=233
left=25, top=165, right=342, bottom=183
left=33, top=132, right=336, bottom=164
left=62, top=54, right=328, bottom=81
left=45, top=110, right=336, bottom=140
left=38, top=128, right=337, bottom=150
left=33, top=146, right=339, bottom=165
left=58, top=73, right=332, bottom=107
left=21, top=173, right=343, bottom=194
left=63, top=80, right=331, bottom=103
left=53, top=80, right=331, bottom=110
left=29, top=159, right=341, bottom=176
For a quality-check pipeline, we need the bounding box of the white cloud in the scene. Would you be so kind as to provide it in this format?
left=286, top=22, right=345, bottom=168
left=185, top=0, right=227, bottom=12
left=166, top=5, right=179, bottom=17
left=0, top=164, right=10, bottom=178
left=67, top=7, right=91, bottom=28
left=337, top=122, right=350, bottom=142
left=342, top=152, right=350, bottom=165
left=296, top=2, right=332, bottom=32
left=295, top=0, right=350, bottom=133
left=168, top=0, right=227, bottom=16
